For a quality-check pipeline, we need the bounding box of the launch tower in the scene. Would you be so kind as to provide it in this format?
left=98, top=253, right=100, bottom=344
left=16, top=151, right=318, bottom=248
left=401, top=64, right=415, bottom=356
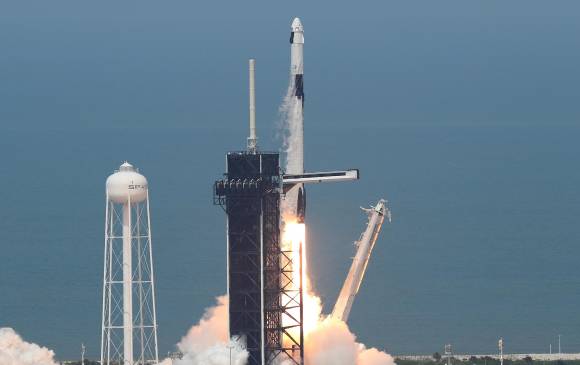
left=214, top=60, right=305, bottom=365
left=214, top=38, right=359, bottom=364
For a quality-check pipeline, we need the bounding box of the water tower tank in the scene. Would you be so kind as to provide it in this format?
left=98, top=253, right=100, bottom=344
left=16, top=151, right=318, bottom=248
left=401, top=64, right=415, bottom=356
left=106, top=162, right=148, bottom=204
left=101, top=161, right=159, bottom=365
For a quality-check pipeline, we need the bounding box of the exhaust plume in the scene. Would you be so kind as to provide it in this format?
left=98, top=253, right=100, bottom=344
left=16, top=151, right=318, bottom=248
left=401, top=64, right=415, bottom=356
left=0, top=327, right=58, bottom=365
left=280, top=83, right=303, bottom=176
left=279, top=62, right=395, bottom=365
left=280, top=220, right=395, bottom=365
left=171, top=296, right=248, bottom=365
left=305, top=317, right=395, bottom=365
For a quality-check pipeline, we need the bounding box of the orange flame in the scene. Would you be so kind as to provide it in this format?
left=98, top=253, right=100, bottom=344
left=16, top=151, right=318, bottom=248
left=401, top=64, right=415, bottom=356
left=281, top=219, right=322, bottom=337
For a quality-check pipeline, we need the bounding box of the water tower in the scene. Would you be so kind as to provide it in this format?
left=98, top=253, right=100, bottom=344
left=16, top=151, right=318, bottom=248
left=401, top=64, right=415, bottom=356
left=101, top=162, right=159, bottom=365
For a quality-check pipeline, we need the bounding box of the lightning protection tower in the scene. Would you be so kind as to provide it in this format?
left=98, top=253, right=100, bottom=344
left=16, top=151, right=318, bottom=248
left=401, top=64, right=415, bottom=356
left=101, top=162, right=159, bottom=365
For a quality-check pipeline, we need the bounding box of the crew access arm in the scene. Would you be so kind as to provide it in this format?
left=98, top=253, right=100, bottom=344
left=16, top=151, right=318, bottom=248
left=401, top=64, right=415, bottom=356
left=332, top=199, right=391, bottom=323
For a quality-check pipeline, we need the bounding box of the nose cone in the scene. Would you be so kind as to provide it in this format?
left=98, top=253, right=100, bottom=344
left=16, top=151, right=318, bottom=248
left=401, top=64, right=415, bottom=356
left=291, top=17, right=303, bottom=32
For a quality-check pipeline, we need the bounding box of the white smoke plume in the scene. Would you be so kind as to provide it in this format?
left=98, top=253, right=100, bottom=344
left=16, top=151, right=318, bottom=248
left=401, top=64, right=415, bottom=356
left=304, top=316, right=395, bottom=365
left=0, top=327, right=58, bottom=365
left=161, top=292, right=393, bottom=365
left=279, top=83, right=303, bottom=174
left=279, top=83, right=303, bottom=217
left=167, top=295, right=248, bottom=365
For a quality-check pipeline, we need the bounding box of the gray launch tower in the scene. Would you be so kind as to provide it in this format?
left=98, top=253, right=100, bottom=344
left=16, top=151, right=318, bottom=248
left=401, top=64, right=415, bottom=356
left=214, top=60, right=305, bottom=365
left=215, top=152, right=305, bottom=365
left=214, top=57, right=359, bottom=365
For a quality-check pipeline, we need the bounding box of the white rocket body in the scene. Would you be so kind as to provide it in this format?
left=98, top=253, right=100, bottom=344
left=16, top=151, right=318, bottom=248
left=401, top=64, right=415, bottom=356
left=285, top=17, right=306, bottom=222
left=289, top=17, right=304, bottom=176
left=332, top=199, right=391, bottom=322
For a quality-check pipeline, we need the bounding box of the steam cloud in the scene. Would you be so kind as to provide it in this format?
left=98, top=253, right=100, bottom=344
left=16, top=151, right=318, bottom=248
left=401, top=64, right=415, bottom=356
left=0, top=328, right=58, bottom=365
left=169, top=296, right=248, bottom=365
left=279, top=83, right=303, bottom=174
left=165, top=293, right=394, bottom=365
left=279, top=83, right=303, bottom=217
left=305, top=316, right=395, bottom=365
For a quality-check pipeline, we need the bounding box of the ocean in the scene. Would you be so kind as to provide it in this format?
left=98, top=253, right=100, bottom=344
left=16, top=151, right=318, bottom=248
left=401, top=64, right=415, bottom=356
left=0, top=124, right=579, bottom=359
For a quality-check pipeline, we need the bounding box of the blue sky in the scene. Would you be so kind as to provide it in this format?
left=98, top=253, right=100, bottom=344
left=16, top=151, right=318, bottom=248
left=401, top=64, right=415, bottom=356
left=1, top=1, right=579, bottom=134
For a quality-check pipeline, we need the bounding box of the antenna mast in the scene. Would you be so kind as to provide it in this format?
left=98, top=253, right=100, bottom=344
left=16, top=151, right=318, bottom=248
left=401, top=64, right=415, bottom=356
left=247, top=58, right=258, bottom=152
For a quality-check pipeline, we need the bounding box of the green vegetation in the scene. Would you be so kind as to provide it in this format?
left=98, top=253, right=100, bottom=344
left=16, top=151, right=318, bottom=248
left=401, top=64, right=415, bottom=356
left=395, top=358, right=580, bottom=365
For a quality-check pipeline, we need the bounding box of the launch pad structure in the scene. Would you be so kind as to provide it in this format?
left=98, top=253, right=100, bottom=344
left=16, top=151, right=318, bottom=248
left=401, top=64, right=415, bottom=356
left=214, top=57, right=305, bottom=365
left=214, top=151, right=304, bottom=365
left=213, top=152, right=360, bottom=365
left=214, top=56, right=359, bottom=365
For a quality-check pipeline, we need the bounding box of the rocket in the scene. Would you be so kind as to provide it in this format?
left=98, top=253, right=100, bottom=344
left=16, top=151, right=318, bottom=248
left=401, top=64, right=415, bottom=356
left=283, top=18, right=358, bottom=222
left=332, top=199, right=391, bottom=322
left=286, top=17, right=306, bottom=223
left=290, top=17, right=304, bottom=104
